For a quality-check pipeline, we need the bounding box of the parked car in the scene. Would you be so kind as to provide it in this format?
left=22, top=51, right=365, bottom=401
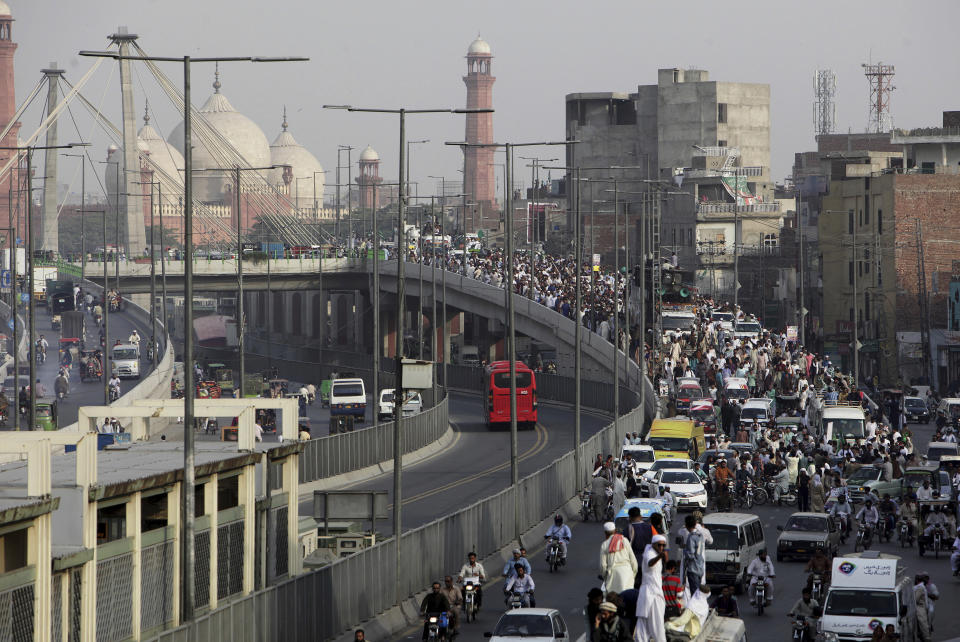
left=776, top=512, right=841, bottom=561
left=377, top=388, right=423, bottom=421
left=487, top=608, right=569, bottom=641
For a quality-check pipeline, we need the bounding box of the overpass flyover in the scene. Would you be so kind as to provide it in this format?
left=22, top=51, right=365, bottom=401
left=81, top=257, right=647, bottom=389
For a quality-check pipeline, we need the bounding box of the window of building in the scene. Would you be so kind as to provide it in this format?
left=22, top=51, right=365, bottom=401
left=687, top=228, right=694, bottom=247
left=97, top=503, right=127, bottom=544
left=865, top=292, right=871, bottom=321
left=218, top=474, right=240, bottom=511
left=763, top=233, right=779, bottom=248
left=195, top=483, right=205, bottom=518
left=878, top=209, right=883, bottom=234
left=0, top=528, right=28, bottom=573
left=717, top=140, right=727, bottom=148
left=142, top=492, right=169, bottom=533
left=848, top=261, right=854, bottom=285
left=864, top=249, right=870, bottom=274
left=718, top=103, right=728, bottom=124
left=848, top=209, right=854, bottom=234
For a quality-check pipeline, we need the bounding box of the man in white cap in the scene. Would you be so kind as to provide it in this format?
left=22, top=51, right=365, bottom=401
left=635, top=534, right=667, bottom=642
left=600, top=522, right=637, bottom=593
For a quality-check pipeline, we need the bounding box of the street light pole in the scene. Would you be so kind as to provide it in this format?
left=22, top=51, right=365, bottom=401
left=327, top=104, right=490, bottom=598
left=81, top=48, right=307, bottom=624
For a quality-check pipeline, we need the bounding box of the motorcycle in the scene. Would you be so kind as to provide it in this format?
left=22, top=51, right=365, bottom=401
left=792, top=615, right=810, bottom=641
left=898, top=520, right=911, bottom=548
left=507, top=590, right=528, bottom=610
left=424, top=612, right=448, bottom=641
left=604, top=486, right=615, bottom=521
left=810, top=573, right=824, bottom=603
left=836, top=513, right=850, bottom=544
left=766, top=480, right=798, bottom=506
left=462, top=580, right=478, bottom=623
left=854, top=522, right=871, bottom=552
left=109, top=386, right=120, bottom=403
left=932, top=525, right=945, bottom=559
left=753, top=576, right=768, bottom=615
left=579, top=490, right=592, bottom=521
left=546, top=537, right=563, bottom=573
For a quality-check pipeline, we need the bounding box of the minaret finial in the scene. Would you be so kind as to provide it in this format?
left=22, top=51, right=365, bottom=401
left=282, top=105, right=288, bottom=132
left=143, top=99, right=150, bottom=125
left=213, top=62, right=221, bottom=93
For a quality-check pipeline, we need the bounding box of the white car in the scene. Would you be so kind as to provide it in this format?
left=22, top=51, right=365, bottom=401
left=649, top=469, right=708, bottom=509
left=640, top=458, right=694, bottom=496
left=487, top=608, right=569, bottom=641
left=619, top=444, right=656, bottom=475
left=377, top=388, right=423, bottom=421
left=711, top=311, right=735, bottom=331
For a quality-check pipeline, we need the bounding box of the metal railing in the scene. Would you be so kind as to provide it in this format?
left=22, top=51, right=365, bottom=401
left=298, top=397, right=449, bottom=483
left=148, top=391, right=645, bottom=642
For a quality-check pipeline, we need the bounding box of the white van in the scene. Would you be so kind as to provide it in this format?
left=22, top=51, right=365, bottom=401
left=701, top=513, right=765, bottom=593
left=739, top=398, right=774, bottom=429
left=661, top=311, right=697, bottom=342
left=820, top=552, right=915, bottom=642
left=330, top=378, right=367, bottom=421
left=723, top=377, right=749, bottom=402
left=111, top=343, right=140, bottom=379
left=818, top=401, right=866, bottom=443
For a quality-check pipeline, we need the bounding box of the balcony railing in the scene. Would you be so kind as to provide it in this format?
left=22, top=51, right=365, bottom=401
left=698, top=202, right=781, bottom=214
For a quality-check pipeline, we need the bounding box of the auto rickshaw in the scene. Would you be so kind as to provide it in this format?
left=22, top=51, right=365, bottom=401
left=79, top=349, right=103, bottom=382
left=917, top=498, right=957, bottom=557
left=938, top=455, right=960, bottom=500
left=207, top=363, right=235, bottom=396
left=196, top=380, right=222, bottom=399
left=319, top=379, right=332, bottom=407
left=242, top=373, right=266, bottom=398
left=34, top=398, right=58, bottom=431
left=51, top=313, right=61, bottom=331
left=59, top=337, right=81, bottom=369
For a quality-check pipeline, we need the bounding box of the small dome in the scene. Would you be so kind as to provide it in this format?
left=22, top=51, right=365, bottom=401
left=269, top=114, right=324, bottom=205
left=359, top=145, right=379, bottom=162
left=138, top=117, right=185, bottom=190
left=468, top=36, right=491, bottom=56
left=0, top=2, right=11, bottom=17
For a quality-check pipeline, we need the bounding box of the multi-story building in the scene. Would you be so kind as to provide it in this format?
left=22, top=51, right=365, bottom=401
left=565, top=69, right=772, bottom=308
left=819, top=117, right=960, bottom=389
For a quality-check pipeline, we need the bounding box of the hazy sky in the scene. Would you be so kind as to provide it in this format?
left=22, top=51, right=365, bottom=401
left=9, top=0, right=960, bottom=200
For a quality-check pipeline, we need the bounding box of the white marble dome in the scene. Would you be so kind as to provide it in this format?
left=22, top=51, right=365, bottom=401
left=138, top=113, right=184, bottom=189
left=167, top=76, right=271, bottom=202
left=468, top=36, right=491, bottom=56
left=359, top=145, right=379, bottom=162
left=269, top=115, right=324, bottom=208
left=0, top=2, right=11, bottom=17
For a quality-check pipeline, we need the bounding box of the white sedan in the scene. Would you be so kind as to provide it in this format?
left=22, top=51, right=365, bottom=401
left=649, top=469, right=708, bottom=510
left=487, top=608, right=569, bottom=641
left=377, top=389, right=423, bottom=421
left=640, top=458, right=694, bottom=496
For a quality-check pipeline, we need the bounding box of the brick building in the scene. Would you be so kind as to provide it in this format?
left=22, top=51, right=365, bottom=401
left=821, top=167, right=960, bottom=388
left=0, top=2, right=24, bottom=240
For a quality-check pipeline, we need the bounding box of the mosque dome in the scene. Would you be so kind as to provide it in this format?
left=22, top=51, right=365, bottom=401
left=138, top=108, right=184, bottom=189
left=269, top=110, right=325, bottom=205
left=359, top=145, right=379, bottom=162
left=0, top=2, right=11, bottom=17
left=468, top=36, right=491, bottom=56
left=167, top=70, right=271, bottom=201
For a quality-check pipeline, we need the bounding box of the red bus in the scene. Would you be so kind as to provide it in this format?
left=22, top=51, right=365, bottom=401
left=484, top=360, right=538, bottom=430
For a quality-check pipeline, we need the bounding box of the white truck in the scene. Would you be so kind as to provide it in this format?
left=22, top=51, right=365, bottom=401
left=811, top=398, right=866, bottom=443
left=819, top=552, right=915, bottom=642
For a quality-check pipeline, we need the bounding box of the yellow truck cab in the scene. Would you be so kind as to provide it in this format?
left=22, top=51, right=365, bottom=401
left=648, top=418, right=705, bottom=461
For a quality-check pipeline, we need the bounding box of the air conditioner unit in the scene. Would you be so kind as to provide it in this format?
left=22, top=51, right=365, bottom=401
left=334, top=534, right=376, bottom=557
left=299, top=528, right=318, bottom=559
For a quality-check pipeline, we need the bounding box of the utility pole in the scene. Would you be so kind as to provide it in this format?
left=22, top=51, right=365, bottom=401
left=797, top=191, right=806, bottom=346
left=733, top=166, right=740, bottom=311
left=916, top=219, right=933, bottom=387
left=852, top=210, right=859, bottom=384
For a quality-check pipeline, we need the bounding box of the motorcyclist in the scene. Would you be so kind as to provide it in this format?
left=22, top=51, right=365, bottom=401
left=54, top=373, right=69, bottom=398
left=128, top=330, right=141, bottom=348
left=878, top=493, right=899, bottom=534
left=803, top=548, right=831, bottom=592
left=504, top=564, right=535, bottom=608
left=920, top=505, right=949, bottom=555
left=713, top=459, right=734, bottom=511
left=787, top=587, right=820, bottom=639
left=501, top=549, right=531, bottom=579
left=457, top=552, right=485, bottom=610
left=829, top=493, right=853, bottom=538
left=544, top=515, right=572, bottom=564
left=419, top=581, right=451, bottom=641
left=772, top=464, right=790, bottom=505
left=439, top=576, right=462, bottom=638
left=108, top=375, right=121, bottom=401
left=855, top=499, right=880, bottom=544
left=746, top=548, right=776, bottom=606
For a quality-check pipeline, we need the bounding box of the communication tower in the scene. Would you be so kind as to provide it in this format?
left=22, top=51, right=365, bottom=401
left=862, top=62, right=895, bottom=133
left=813, top=69, right=837, bottom=136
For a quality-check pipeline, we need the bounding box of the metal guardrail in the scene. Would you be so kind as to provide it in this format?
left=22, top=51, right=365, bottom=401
left=298, top=397, right=448, bottom=483
left=148, top=386, right=644, bottom=642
